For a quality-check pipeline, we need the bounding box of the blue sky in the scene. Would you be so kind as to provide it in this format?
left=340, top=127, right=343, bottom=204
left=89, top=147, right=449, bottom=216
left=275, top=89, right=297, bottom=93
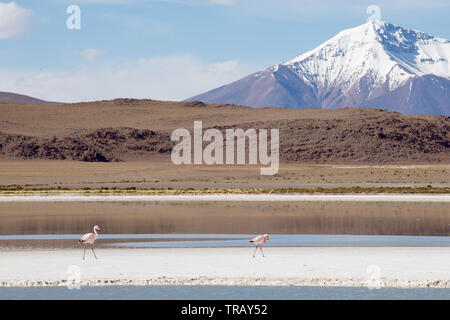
left=1, top=0, right=449, bottom=102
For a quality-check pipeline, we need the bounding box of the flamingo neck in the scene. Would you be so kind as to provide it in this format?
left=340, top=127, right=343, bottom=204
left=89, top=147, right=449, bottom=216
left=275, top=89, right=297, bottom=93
left=94, top=228, right=98, bottom=236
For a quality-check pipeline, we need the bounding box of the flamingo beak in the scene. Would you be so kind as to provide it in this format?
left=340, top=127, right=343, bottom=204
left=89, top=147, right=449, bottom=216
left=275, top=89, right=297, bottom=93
left=97, top=228, right=101, bottom=231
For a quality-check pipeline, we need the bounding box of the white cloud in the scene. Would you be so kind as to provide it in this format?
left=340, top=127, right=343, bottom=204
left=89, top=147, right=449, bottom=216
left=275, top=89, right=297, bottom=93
left=74, top=48, right=105, bottom=62
left=0, top=2, right=33, bottom=39
left=0, top=54, right=257, bottom=102
left=209, top=0, right=237, bottom=5
left=209, top=60, right=239, bottom=73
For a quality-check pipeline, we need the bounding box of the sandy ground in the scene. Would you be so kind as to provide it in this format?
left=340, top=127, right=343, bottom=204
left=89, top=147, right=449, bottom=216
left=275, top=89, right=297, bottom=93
left=0, top=161, right=449, bottom=190
left=0, top=247, right=449, bottom=288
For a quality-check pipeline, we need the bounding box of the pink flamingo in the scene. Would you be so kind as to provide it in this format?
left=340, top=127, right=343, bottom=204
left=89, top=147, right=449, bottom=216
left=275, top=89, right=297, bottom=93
left=78, top=225, right=101, bottom=259
left=250, top=234, right=269, bottom=258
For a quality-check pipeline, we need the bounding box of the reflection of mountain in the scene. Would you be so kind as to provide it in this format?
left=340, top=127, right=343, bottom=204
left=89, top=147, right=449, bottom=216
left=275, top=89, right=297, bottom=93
left=0, top=91, right=57, bottom=105
left=1, top=201, right=448, bottom=237
left=188, top=21, right=450, bottom=116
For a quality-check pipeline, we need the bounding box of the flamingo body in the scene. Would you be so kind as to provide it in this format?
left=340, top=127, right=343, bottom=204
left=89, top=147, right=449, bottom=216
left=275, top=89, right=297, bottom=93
left=250, top=235, right=268, bottom=245
left=79, top=225, right=101, bottom=259
left=250, top=234, right=269, bottom=258
left=79, top=232, right=98, bottom=244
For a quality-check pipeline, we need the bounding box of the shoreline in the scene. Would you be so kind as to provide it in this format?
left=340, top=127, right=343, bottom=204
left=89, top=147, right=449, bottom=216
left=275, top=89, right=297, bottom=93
left=1, top=247, right=449, bottom=289
left=2, top=278, right=449, bottom=289
left=0, top=193, right=449, bottom=202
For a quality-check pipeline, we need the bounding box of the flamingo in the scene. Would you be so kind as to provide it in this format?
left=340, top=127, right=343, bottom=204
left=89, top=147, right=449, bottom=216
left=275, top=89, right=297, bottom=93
left=79, top=225, right=101, bottom=259
left=250, top=234, right=269, bottom=258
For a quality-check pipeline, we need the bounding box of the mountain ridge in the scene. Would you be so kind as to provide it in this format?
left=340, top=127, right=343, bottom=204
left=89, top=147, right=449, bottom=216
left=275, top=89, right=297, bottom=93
left=188, top=21, right=450, bottom=116
left=0, top=92, right=58, bottom=105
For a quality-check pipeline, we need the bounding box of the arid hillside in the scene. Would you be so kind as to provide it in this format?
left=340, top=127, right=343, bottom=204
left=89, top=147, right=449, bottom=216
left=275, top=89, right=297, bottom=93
left=0, top=99, right=448, bottom=164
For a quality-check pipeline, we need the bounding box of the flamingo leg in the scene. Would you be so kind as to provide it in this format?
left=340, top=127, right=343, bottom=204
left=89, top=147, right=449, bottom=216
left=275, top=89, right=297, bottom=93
left=82, top=245, right=86, bottom=260
left=253, top=245, right=259, bottom=258
left=259, top=246, right=265, bottom=257
left=91, top=244, right=98, bottom=259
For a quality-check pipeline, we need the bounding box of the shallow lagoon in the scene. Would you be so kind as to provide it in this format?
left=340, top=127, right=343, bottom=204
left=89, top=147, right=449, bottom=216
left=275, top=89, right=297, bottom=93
left=0, top=234, right=449, bottom=249
left=0, top=200, right=448, bottom=237
left=1, top=285, right=449, bottom=300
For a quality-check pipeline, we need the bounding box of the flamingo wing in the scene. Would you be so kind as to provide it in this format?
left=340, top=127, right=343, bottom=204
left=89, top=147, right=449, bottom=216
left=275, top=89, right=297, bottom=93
left=79, top=233, right=94, bottom=243
left=250, top=235, right=264, bottom=244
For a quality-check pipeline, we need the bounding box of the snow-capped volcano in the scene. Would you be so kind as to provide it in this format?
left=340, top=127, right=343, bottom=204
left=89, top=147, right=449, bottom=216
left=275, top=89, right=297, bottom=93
left=284, top=20, right=449, bottom=92
left=188, top=21, right=450, bottom=115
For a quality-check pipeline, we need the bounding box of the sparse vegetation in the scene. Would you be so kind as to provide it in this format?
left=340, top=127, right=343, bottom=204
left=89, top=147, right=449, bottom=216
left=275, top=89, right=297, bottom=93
left=0, top=186, right=448, bottom=195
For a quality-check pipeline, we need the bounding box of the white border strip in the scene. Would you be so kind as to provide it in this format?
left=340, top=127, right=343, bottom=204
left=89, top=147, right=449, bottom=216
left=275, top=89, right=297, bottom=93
left=0, top=194, right=449, bottom=202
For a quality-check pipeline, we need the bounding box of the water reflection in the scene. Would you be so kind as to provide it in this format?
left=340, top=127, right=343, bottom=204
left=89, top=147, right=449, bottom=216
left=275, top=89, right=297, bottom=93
left=0, top=201, right=448, bottom=236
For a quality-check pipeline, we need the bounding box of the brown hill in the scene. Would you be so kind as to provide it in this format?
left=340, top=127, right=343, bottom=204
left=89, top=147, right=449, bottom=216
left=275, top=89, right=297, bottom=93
left=0, top=99, right=448, bottom=164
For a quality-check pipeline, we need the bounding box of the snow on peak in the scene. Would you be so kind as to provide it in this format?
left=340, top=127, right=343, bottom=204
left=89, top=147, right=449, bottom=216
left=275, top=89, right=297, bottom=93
left=281, top=21, right=450, bottom=92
